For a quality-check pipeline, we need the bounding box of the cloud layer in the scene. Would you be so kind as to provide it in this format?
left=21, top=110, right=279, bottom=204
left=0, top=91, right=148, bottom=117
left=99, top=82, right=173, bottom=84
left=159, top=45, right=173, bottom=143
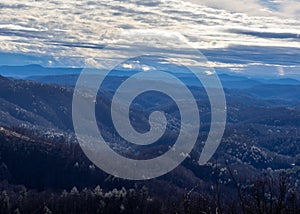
left=0, top=0, right=299, bottom=77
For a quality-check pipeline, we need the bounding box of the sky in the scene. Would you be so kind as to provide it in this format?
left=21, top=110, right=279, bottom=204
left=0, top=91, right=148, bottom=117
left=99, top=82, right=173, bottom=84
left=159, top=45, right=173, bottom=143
left=0, top=0, right=299, bottom=78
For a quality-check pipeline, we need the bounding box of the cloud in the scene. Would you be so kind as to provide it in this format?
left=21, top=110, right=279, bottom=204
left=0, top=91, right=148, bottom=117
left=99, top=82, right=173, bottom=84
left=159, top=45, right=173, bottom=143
left=121, top=62, right=154, bottom=71
left=278, top=0, right=300, bottom=17
left=0, top=0, right=299, bottom=75
left=278, top=66, right=285, bottom=76
left=229, top=29, right=300, bottom=40
left=187, top=0, right=300, bottom=18
left=0, top=3, right=28, bottom=9
left=186, top=0, right=270, bottom=16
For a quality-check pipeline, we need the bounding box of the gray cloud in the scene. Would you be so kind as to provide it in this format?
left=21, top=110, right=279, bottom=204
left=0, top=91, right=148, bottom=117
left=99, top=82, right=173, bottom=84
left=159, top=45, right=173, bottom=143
left=229, top=29, right=300, bottom=40
left=0, top=3, right=28, bottom=9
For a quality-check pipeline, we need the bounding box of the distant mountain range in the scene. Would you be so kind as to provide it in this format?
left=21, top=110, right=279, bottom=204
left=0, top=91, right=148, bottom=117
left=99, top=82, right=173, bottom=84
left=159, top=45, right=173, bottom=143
left=0, top=71, right=300, bottom=132
left=1, top=64, right=299, bottom=89
left=0, top=64, right=82, bottom=78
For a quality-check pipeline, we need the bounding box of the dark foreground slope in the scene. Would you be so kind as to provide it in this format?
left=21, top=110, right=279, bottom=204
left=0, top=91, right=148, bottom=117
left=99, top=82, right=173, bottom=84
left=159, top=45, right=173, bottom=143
left=1, top=125, right=300, bottom=214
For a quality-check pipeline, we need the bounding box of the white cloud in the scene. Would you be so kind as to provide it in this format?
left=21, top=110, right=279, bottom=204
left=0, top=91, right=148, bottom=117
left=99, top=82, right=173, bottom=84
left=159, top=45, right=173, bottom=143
left=187, top=0, right=300, bottom=18
left=186, top=0, right=271, bottom=16
left=122, top=62, right=153, bottom=71
left=278, top=0, right=300, bottom=17
left=122, top=63, right=134, bottom=70
left=278, top=66, right=285, bottom=76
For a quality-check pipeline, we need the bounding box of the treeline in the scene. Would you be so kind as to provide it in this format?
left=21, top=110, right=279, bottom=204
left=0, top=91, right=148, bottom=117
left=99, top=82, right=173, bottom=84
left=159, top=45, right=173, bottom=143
left=1, top=174, right=300, bottom=214
left=0, top=185, right=162, bottom=214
